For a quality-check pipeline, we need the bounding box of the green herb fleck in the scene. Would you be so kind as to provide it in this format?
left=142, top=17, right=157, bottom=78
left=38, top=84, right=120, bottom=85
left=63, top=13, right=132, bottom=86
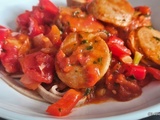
left=144, top=14, right=150, bottom=17
left=84, top=88, right=91, bottom=96
left=81, top=40, right=88, bottom=44
left=97, top=57, right=103, bottom=63
left=103, top=30, right=110, bottom=36
left=153, top=36, right=160, bottom=41
left=147, top=26, right=153, bottom=29
left=72, top=11, right=80, bottom=17
left=86, top=46, right=93, bottom=50
left=93, top=57, right=103, bottom=64
left=58, top=108, right=62, bottom=112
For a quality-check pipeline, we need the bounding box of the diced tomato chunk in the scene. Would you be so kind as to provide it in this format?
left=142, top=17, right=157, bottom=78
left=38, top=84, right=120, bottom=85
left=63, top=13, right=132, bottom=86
left=0, top=26, right=10, bottom=57
left=17, top=11, right=31, bottom=28
left=38, top=0, right=59, bottom=15
left=0, top=25, right=10, bottom=40
left=16, top=0, right=59, bottom=37
left=21, top=51, right=54, bottom=83
left=28, top=17, right=44, bottom=37
left=20, top=74, right=41, bottom=90
left=135, top=6, right=151, bottom=15
left=1, top=44, right=21, bottom=73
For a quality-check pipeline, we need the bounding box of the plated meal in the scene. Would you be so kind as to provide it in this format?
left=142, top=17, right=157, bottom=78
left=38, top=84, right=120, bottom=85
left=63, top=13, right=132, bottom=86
left=0, top=0, right=160, bottom=119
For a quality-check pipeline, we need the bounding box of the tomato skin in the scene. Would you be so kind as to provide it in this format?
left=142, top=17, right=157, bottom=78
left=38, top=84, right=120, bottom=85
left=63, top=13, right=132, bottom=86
left=21, top=51, right=54, bottom=83
left=46, top=89, right=83, bottom=116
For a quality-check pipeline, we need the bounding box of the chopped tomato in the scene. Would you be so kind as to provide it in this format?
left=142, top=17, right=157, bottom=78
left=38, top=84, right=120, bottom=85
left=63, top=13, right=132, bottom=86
left=17, top=10, right=31, bottom=29
left=1, top=43, right=21, bottom=73
left=46, top=89, right=83, bottom=116
left=31, top=6, right=44, bottom=25
left=16, top=0, right=59, bottom=37
left=0, top=25, right=10, bottom=41
left=135, top=6, right=151, bottom=16
left=1, top=32, right=31, bottom=73
left=0, top=26, right=10, bottom=57
left=106, top=73, right=142, bottom=101
left=20, top=74, right=41, bottom=90
left=21, top=51, right=54, bottom=83
left=28, top=17, right=44, bottom=37
left=38, top=0, right=59, bottom=15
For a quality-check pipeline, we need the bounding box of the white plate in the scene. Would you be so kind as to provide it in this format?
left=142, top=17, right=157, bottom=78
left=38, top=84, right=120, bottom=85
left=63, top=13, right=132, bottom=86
left=0, top=0, right=160, bottom=120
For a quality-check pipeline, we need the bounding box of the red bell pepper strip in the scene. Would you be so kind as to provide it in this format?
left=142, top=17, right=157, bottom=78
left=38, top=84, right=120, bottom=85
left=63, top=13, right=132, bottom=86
left=147, top=67, right=160, bottom=80
left=124, top=64, right=146, bottom=80
left=46, top=89, right=83, bottom=116
left=107, top=36, right=131, bottom=58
